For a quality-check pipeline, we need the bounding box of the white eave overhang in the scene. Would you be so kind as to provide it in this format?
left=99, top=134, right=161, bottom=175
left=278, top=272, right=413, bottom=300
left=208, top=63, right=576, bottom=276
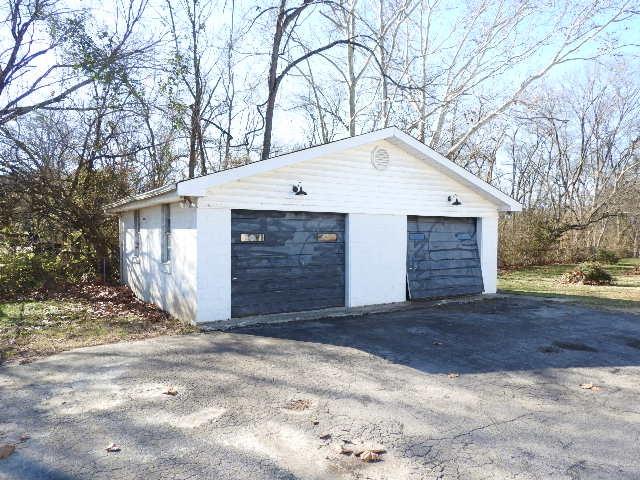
left=104, top=184, right=180, bottom=213
left=107, top=127, right=522, bottom=214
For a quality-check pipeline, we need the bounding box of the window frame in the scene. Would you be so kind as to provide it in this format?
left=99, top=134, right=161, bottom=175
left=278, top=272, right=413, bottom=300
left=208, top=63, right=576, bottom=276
left=240, top=233, right=265, bottom=243
left=161, top=204, right=171, bottom=263
left=133, top=210, right=141, bottom=258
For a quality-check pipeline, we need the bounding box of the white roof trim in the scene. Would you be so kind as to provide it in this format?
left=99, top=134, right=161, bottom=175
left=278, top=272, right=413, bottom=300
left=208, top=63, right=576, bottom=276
left=107, top=128, right=522, bottom=213
left=177, top=127, right=521, bottom=211
left=105, top=184, right=179, bottom=213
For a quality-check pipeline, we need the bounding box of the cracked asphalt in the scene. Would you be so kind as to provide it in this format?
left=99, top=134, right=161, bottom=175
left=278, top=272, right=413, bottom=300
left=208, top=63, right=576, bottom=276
left=1, top=296, right=639, bottom=479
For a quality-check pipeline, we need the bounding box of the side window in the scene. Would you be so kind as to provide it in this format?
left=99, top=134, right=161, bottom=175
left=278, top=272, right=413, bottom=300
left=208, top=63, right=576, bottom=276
left=161, top=204, right=171, bottom=263
left=133, top=210, right=141, bottom=257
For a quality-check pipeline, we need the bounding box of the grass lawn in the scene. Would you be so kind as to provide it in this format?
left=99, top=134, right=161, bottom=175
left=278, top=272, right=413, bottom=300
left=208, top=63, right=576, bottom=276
left=499, top=258, right=640, bottom=311
left=0, top=284, right=197, bottom=364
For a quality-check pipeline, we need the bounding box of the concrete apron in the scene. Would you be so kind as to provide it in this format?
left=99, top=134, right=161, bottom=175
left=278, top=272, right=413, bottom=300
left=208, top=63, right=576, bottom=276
left=199, top=294, right=496, bottom=331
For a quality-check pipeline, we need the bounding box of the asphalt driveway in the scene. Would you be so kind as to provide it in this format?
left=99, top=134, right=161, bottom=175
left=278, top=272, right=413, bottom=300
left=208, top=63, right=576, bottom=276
left=1, top=296, right=639, bottom=479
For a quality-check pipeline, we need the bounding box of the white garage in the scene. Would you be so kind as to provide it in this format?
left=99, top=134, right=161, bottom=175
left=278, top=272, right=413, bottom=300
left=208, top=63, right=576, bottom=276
left=106, top=127, right=521, bottom=324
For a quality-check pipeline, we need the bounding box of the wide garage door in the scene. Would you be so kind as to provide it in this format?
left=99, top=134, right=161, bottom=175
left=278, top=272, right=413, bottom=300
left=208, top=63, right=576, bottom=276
left=231, top=210, right=345, bottom=317
left=407, top=216, right=484, bottom=299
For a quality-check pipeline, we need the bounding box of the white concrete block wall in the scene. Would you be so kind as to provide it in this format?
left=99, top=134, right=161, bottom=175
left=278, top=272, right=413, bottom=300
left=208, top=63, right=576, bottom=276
left=121, top=204, right=197, bottom=323
left=346, top=214, right=407, bottom=307
left=195, top=206, right=231, bottom=323
left=478, top=215, right=499, bottom=294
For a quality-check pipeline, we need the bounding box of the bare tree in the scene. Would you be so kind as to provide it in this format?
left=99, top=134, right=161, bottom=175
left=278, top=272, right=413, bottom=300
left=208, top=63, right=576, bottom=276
left=0, top=0, right=152, bottom=125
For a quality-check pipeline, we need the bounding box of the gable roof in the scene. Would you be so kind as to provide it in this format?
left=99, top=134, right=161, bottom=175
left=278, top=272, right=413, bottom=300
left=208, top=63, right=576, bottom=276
left=106, top=127, right=522, bottom=213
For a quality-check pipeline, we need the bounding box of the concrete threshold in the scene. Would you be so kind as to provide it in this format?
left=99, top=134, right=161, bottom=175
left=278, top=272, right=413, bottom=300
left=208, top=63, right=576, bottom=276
left=198, top=294, right=496, bottom=331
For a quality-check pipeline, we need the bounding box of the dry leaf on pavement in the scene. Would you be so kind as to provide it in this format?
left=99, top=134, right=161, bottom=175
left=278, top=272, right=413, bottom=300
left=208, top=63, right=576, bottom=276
left=580, top=383, right=602, bottom=391
left=359, top=450, right=381, bottom=462
left=0, top=444, right=16, bottom=460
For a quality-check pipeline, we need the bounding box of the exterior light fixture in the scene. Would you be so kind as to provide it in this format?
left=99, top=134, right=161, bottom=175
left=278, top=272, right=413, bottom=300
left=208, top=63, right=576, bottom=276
left=292, top=182, right=307, bottom=195
left=448, top=194, right=462, bottom=206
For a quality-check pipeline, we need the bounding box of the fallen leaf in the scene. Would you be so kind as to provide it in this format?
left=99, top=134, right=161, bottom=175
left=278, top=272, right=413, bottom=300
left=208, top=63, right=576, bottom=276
left=359, top=450, right=381, bottom=462
left=447, top=373, right=460, bottom=378
left=105, top=443, right=121, bottom=453
left=580, top=383, right=602, bottom=392
left=0, top=444, right=16, bottom=460
left=163, top=387, right=178, bottom=396
left=284, top=399, right=311, bottom=411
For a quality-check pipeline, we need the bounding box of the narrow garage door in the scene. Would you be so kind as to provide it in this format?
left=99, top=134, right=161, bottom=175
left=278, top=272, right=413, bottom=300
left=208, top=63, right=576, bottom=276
left=407, top=216, right=484, bottom=299
left=231, top=210, right=345, bottom=317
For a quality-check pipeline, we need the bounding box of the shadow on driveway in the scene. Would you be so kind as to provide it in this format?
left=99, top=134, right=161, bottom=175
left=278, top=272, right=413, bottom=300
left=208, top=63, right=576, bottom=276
left=232, top=296, right=640, bottom=375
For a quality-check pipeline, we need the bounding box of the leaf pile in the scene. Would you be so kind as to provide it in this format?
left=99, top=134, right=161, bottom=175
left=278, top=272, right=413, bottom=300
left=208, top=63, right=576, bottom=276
left=561, top=262, right=612, bottom=285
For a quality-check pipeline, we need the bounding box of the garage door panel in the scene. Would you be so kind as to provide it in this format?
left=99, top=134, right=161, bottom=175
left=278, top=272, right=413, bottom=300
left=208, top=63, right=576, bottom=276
left=410, top=267, right=483, bottom=279
left=232, top=254, right=345, bottom=270
left=428, top=249, right=480, bottom=261
left=231, top=243, right=345, bottom=257
left=232, top=297, right=343, bottom=317
left=231, top=210, right=345, bottom=317
left=408, top=218, right=476, bottom=234
left=232, top=264, right=344, bottom=280
left=232, top=287, right=345, bottom=305
left=409, top=250, right=479, bottom=262
left=407, top=216, right=484, bottom=299
left=232, top=216, right=344, bottom=233
left=232, top=275, right=345, bottom=294
left=411, top=285, right=484, bottom=298
left=413, top=259, right=484, bottom=271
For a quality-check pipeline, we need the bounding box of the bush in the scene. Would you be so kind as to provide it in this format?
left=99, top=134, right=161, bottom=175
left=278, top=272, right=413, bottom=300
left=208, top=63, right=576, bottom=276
left=0, top=232, right=99, bottom=299
left=562, top=262, right=613, bottom=285
left=0, top=249, right=54, bottom=297
left=594, top=249, right=620, bottom=264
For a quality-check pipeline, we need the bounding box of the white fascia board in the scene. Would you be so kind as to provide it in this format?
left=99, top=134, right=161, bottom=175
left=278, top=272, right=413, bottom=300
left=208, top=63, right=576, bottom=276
left=176, top=126, right=522, bottom=212
left=105, top=188, right=180, bottom=214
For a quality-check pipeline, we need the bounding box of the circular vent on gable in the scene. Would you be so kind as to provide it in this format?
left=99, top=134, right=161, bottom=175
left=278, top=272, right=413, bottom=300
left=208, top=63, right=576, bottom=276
left=371, top=146, right=390, bottom=170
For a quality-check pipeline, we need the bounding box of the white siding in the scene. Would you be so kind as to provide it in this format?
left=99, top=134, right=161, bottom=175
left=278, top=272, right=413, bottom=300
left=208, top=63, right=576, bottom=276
left=122, top=203, right=197, bottom=323
left=198, top=140, right=498, bottom=217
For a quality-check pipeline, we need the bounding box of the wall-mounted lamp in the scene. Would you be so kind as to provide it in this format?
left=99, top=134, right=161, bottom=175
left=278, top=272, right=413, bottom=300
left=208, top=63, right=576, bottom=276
left=448, top=194, right=462, bottom=206
left=180, top=196, right=197, bottom=208
left=292, top=182, right=307, bottom=196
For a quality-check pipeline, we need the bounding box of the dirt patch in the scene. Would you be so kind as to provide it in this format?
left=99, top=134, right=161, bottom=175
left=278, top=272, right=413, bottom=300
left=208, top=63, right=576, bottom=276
left=284, top=399, right=312, bottom=411
left=0, top=283, right=197, bottom=364
left=552, top=341, right=598, bottom=352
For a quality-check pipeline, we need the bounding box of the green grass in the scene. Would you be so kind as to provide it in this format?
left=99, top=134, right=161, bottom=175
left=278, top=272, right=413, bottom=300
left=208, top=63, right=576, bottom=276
left=498, top=258, right=640, bottom=310
left=0, top=295, right=196, bottom=363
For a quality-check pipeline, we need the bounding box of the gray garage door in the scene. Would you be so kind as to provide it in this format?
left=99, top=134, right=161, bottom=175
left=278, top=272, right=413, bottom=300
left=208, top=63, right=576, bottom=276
left=407, top=216, right=484, bottom=299
left=231, top=210, right=345, bottom=317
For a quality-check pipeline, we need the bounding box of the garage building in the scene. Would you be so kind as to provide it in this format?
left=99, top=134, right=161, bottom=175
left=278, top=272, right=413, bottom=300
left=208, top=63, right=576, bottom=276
left=106, top=128, right=521, bottom=324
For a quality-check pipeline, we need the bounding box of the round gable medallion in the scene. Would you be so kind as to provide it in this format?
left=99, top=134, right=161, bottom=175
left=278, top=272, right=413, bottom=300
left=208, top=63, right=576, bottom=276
left=371, top=146, right=390, bottom=170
